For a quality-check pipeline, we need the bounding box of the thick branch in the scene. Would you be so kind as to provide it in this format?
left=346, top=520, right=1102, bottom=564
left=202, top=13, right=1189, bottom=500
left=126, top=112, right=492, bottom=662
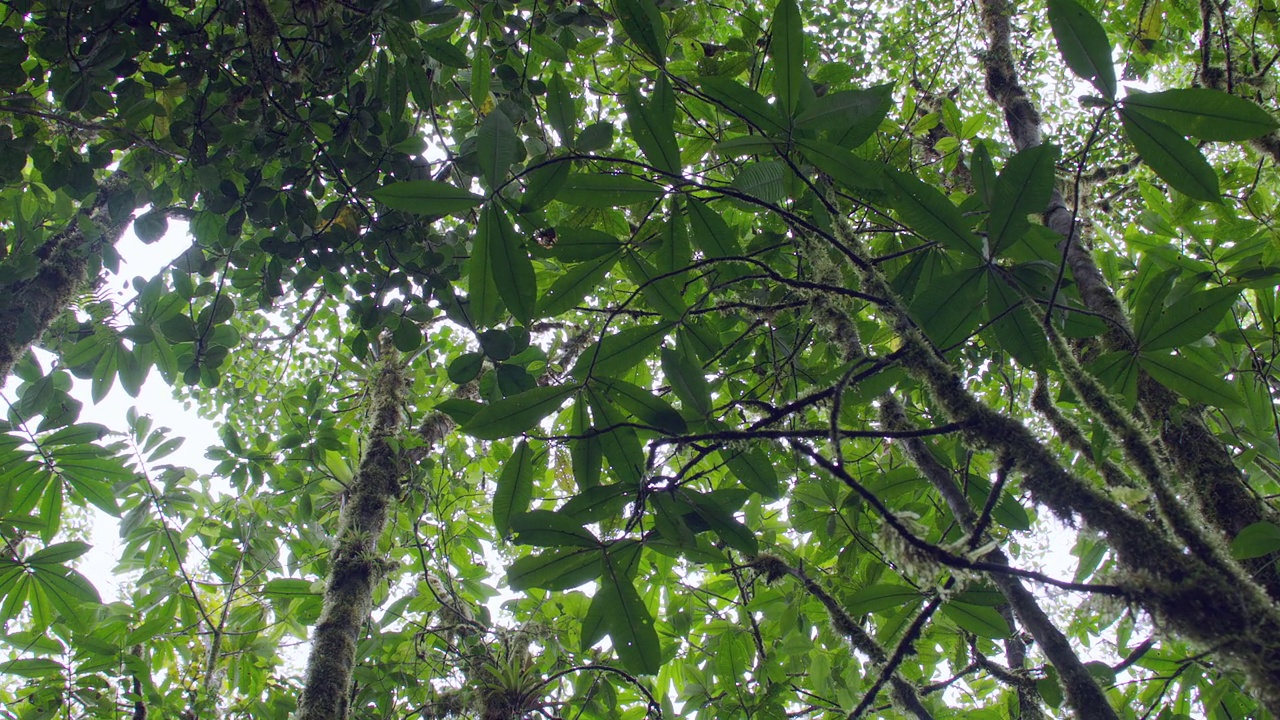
left=298, top=350, right=408, bottom=720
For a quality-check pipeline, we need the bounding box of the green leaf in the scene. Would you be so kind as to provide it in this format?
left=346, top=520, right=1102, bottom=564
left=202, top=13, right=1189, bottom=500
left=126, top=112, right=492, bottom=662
left=595, top=554, right=661, bottom=674
left=576, top=121, right=615, bottom=152
left=134, top=210, right=168, bottom=244
left=480, top=205, right=536, bottom=324
left=1138, top=351, right=1242, bottom=407
left=942, top=602, right=1012, bottom=638
left=1230, top=521, right=1280, bottom=560
left=370, top=180, right=484, bottom=215
left=1122, top=89, right=1278, bottom=141
left=0, top=657, right=64, bottom=678
left=570, top=322, right=674, bottom=379
left=520, top=160, right=572, bottom=212
left=537, top=250, right=620, bottom=317
left=619, top=252, right=687, bottom=322
left=687, top=198, right=744, bottom=260
left=32, top=565, right=101, bottom=618
left=697, top=77, right=787, bottom=135
left=599, top=379, right=687, bottom=434
left=626, top=77, right=680, bottom=174
left=546, top=74, right=578, bottom=145
left=714, top=136, right=787, bottom=157
left=469, top=215, right=502, bottom=328
left=909, top=267, right=988, bottom=349
left=25, top=541, right=90, bottom=565
left=447, top=352, right=484, bottom=384
left=494, top=440, right=536, bottom=538
left=796, top=139, right=884, bottom=191
left=1120, top=108, right=1220, bottom=202
left=884, top=169, right=983, bottom=255
left=661, top=346, right=711, bottom=417
left=1139, top=286, right=1240, bottom=351
left=529, top=33, right=569, bottom=63
left=422, top=38, right=470, bottom=68
left=846, top=584, right=922, bottom=615
left=556, top=174, right=661, bottom=208
left=722, top=446, right=780, bottom=498
left=539, top=227, right=622, bottom=262
left=477, top=109, right=518, bottom=187
left=570, top=396, right=603, bottom=490
left=613, top=0, right=666, bottom=65
left=510, top=509, right=600, bottom=548
left=688, top=494, right=757, bottom=555
left=461, top=384, right=580, bottom=439
left=988, top=143, right=1058, bottom=256
left=988, top=275, right=1052, bottom=369
left=435, top=398, right=483, bottom=425
left=730, top=161, right=786, bottom=205
left=507, top=547, right=603, bottom=590
left=769, top=0, right=804, bottom=117
left=586, top=388, right=646, bottom=486
left=794, top=84, right=894, bottom=147
left=263, top=578, right=318, bottom=597
left=1046, top=0, right=1116, bottom=99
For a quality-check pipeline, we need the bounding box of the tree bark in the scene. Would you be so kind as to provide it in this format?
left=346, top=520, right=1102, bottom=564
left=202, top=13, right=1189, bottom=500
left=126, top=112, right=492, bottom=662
left=297, top=350, right=407, bottom=720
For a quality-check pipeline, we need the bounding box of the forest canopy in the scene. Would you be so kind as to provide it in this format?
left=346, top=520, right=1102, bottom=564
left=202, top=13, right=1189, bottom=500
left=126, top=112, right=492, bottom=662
left=2, top=0, right=1280, bottom=718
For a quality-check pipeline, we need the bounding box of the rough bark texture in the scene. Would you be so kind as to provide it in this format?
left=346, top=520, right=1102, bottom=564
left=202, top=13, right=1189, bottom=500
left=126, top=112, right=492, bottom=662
left=0, top=170, right=133, bottom=381
left=298, top=353, right=407, bottom=720
left=975, top=0, right=1280, bottom=599
left=881, top=398, right=1118, bottom=720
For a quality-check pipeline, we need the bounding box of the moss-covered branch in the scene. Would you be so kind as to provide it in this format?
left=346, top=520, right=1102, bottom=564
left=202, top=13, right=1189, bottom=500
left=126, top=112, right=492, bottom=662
left=297, top=349, right=407, bottom=720
left=0, top=170, right=134, bottom=382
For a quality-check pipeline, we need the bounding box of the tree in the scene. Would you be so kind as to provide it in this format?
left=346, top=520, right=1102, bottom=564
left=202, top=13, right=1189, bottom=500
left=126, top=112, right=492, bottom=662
left=2, top=0, right=1280, bottom=717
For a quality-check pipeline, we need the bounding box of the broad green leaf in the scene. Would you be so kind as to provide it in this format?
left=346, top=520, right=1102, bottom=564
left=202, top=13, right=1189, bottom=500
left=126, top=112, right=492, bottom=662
left=620, top=252, right=687, bottom=322
left=570, top=396, right=603, bottom=490
left=613, top=0, right=666, bottom=65
left=885, top=169, right=983, bottom=255
left=576, top=121, right=615, bottom=151
left=25, top=541, right=90, bottom=565
left=477, top=109, right=518, bottom=187
left=1120, top=108, right=1220, bottom=202
left=520, top=160, right=571, bottom=212
left=468, top=215, right=502, bottom=328
left=846, top=584, right=922, bottom=614
left=529, top=33, right=569, bottom=63
left=989, top=144, right=1058, bottom=256
left=1088, top=350, right=1140, bottom=406
left=435, top=398, right=483, bottom=425
left=730, top=161, right=786, bottom=205
left=263, top=578, right=318, bottom=597
left=494, top=440, right=536, bottom=538
left=722, top=446, right=780, bottom=498
left=1123, top=88, right=1278, bottom=141
left=697, top=77, right=787, bottom=135
left=661, top=346, right=711, bottom=416
left=461, top=384, right=580, bottom=439
left=626, top=77, right=680, bottom=174
left=480, top=205, right=536, bottom=325
left=971, top=142, right=997, bottom=208
left=586, top=389, right=646, bottom=485
left=539, top=227, right=622, bottom=262
left=33, top=565, right=101, bottom=619
left=942, top=601, right=1012, bottom=638
left=560, top=484, right=633, bottom=523
left=1139, top=351, right=1242, bottom=407
left=1230, top=521, right=1280, bottom=560
left=797, top=139, right=884, bottom=191
left=988, top=275, right=1052, bottom=369
left=599, top=378, right=687, bottom=434
left=537, top=250, right=620, bottom=317
left=769, top=0, right=804, bottom=116
left=596, top=553, right=661, bottom=674
left=507, top=547, right=603, bottom=591
left=447, top=352, right=484, bottom=384
left=0, top=658, right=64, bottom=678
left=909, top=267, right=988, bottom=349
left=571, top=322, right=674, bottom=379
left=794, top=84, right=894, bottom=147
left=370, top=180, right=484, bottom=215
left=510, top=509, right=600, bottom=548
left=557, top=174, right=662, bottom=208
left=714, top=136, right=787, bottom=157
left=546, top=74, right=578, bottom=145
left=1139, top=286, right=1240, bottom=350
left=687, top=198, right=744, bottom=260
left=688, top=494, right=757, bottom=554
left=1047, top=0, right=1116, bottom=99
left=422, top=38, right=469, bottom=68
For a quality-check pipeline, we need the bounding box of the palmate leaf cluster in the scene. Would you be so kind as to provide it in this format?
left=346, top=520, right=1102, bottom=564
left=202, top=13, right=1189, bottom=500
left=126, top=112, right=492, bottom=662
left=1, top=0, right=1280, bottom=718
